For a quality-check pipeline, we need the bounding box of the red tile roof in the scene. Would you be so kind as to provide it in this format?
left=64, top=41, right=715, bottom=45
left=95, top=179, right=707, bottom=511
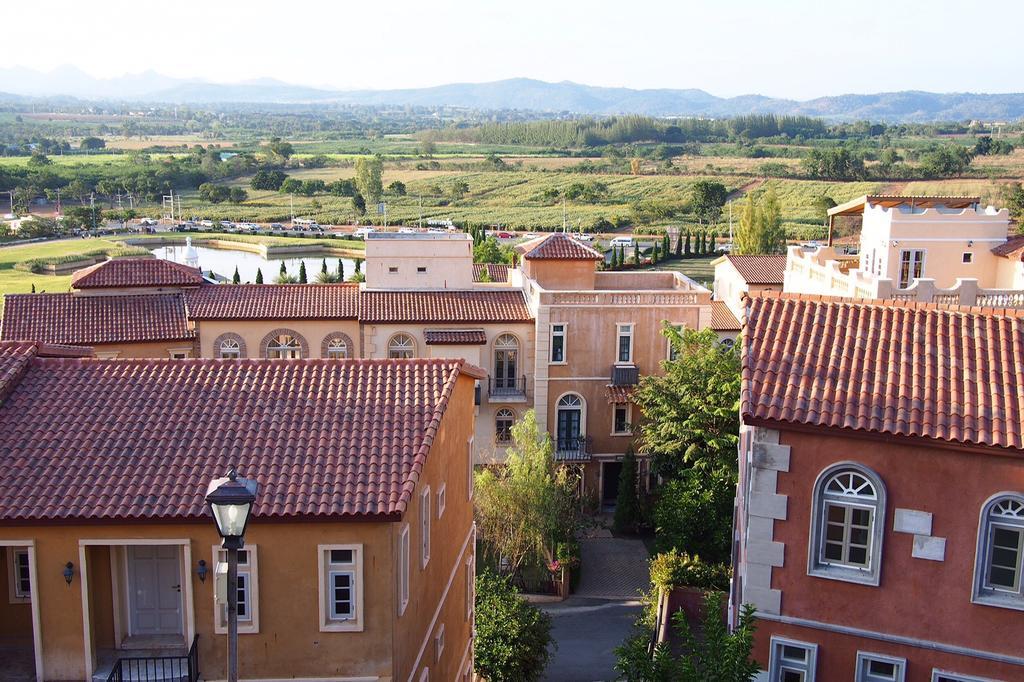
left=0, top=293, right=193, bottom=345
left=711, top=300, right=741, bottom=331
left=605, top=385, right=635, bottom=403
left=473, top=263, right=511, bottom=282
left=359, top=290, right=532, bottom=323
left=424, top=329, right=488, bottom=345
left=186, top=284, right=359, bottom=320
left=991, top=235, right=1024, bottom=258
left=71, top=258, right=204, bottom=289
left=724, top=255, right=787, bottom=285
left=0, top=350, right=483, bottom=522
left=742, top=293, right=1024, bottom=450
left=519, top=233, right=603, bottom=261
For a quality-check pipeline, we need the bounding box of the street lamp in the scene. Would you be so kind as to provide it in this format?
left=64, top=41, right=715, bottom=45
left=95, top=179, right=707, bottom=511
left=206, top=470, right=258, bottom=682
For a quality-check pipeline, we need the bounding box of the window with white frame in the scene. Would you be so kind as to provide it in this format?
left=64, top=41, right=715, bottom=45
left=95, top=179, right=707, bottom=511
left=213, top=546, right=259, bottom=633
left=495, top=408, right=515, bottom=445
left=973, top=494, right=1024, bottom=609
left=169, top=349, right=191, bottom=359
left=897, top=249, right=925, bottom=288
left=434, top=623, right=445, bottom=662
left=398, top=526, right=410, bottom=616
left=7, top=548, right=30, bottom=602
left=437, top=483, right=446, bottom=519
left=962, top=252, right=974, bottom=264
left=325, top=337, right=348, bottom=359
left=267, top=334, right=302, bottom=359
left=612, top=404, right=631, bottom=435
left=218, top=338, right=242, bottom=359
left=465, top=555, right=475, bottom=621
left=808, top=464, right=885, bottom=585
left=856, top=652, right=905, bottom=682
left=931, top=672, right=998, bottom=682
left=388, top=333, right=416, bottom=359
left=319, top=544, right=364, bottom=631
left=420, top=487, right=431, bottom=569
left=616, top=323, right=634, bottom=364
left=666, top=323, right=683, bottom=361
left=768, top=637, right=817, bottom=682
left=467, top=437, right=474, bottom=500
left=550, top=324, right=566, bottom=363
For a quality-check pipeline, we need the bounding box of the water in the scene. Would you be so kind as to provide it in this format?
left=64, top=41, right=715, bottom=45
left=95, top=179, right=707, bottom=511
left=151, top=245, right=358, bottom=284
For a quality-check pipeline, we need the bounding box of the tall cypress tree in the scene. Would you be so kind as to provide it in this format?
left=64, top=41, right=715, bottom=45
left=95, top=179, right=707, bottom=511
left=321, top=258, right=328, bottom=277
left=299, top=261, right=308, bottom=284
left=675, top=232, right=683, bottom=258
left=279, top=262, right=287, bottom=277
left=662, top=232, right=671, bottom=259
left=232, top=266, right=240, bottom=284
left=633, top=243, right=640, bottom=265
left=255, top=267, right=264, bottom=284
left=337, top=259, right=345, bottom=281
left=684, top=230, right=692, bottom=257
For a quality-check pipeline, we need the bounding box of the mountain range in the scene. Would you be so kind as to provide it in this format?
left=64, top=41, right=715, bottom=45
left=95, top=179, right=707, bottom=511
left=1, top=66, right=1023, bottom=122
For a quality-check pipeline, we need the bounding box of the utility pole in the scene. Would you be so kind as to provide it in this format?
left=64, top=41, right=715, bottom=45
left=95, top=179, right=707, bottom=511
left=728, top=201, right=733, bottom=243
left=562, top=196, right=566, bottom=232
left=290, top=194, right=295, bottom=224
left=55, top=188, right=61, bottom=216
left=418, top=195, right=423, bottom=229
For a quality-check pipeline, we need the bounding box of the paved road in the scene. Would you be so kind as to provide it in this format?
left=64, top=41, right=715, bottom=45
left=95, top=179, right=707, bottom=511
left=575, top=536, right=650, bottom=600
left=541, top=598, right=642, bottom=682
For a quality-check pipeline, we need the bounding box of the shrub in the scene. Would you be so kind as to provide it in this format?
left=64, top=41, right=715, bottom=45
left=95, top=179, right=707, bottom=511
left=653, top=468, right=735, bottom=564
left=614, top=447, right=641, bottom=534
left=649, top=550, right=731, bottom=591
left=474, top=570, right=553, bottom=682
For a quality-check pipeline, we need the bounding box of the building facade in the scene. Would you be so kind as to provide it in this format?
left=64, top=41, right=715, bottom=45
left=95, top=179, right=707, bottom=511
left=734, top=294, right=1024, bottom=682
left=0, top=342, right=481, bottom=682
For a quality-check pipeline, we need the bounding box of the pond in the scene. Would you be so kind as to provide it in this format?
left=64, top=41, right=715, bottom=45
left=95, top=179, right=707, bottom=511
left=151, top=245, right=359, bottom=284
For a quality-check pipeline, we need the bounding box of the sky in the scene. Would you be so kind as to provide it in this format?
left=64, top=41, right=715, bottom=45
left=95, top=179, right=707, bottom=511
left=2, top=0, right=1022, bottom=99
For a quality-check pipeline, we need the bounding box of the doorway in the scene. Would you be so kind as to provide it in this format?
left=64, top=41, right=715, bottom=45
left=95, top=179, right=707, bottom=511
left=601, top=461, right=623, bottom=510
left=126, top=546, right=183, bottom=639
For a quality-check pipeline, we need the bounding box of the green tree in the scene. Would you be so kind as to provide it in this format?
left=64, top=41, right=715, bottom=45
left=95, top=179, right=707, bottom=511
left=279, top=178, right=302, bottom=195
left=387, top=180, right=407, bottom=196
left=675, top=232, right=683, bottom=257
left=250, top=170, right=287, bottom=191
left=474, top=570, right=553, bottom=682
left=474, top=237, right=513, bottom=264
left=354, top=156, right=384, bottom=204
left=474, top=410, right=584, bottom=574
left=652, top=241, right=661, bottom=263
left=337, top=259, right=345, bottom=281
left=352, top=193, right=366, bottom=215
left=633, top=244, right=640, bottom=265
left=279, top=262, right=287, bottom=278
left=690, top=180, right=729, bottom=225
left=613, top=447, right=641, bottom=534
left=298, top=261, right=308, bottom=284
left=232, top=266, right=240, bottom=285
left=255, top=267, right=264, bottom=284
left=419, top=139, right=437, bottom=157
left=662, top=232, right=671, bottom=259
left=812, top=195, right=837, bottom=226
left=653, top=469, right=735, bottom=562
left=354, top=258, right=363, bottom=274
left=1000, top=182, right=1024, bottom=222
left=266, top=137, right=294, bottom=161
left=684, top=230, right=691, bottom=257
left=28, top=151, right=51, bottom=167
left=80, top=136, right=106, bottom=151
left=228, top=187, right=248, bottom=204
left=734, top=190, right=785, bottom=255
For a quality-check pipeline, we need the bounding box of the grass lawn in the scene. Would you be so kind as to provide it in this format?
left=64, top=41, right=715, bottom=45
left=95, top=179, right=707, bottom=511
left=638, top=255, right=719, bottom=285
left=0, top=237, right=129, bottom=311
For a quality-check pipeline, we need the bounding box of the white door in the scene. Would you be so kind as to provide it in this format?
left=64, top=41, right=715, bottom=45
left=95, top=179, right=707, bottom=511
left=128, top=546, right=183, bottom=636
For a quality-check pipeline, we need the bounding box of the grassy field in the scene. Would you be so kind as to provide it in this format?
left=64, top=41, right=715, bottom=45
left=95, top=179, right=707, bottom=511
left=0, top=238, right=126, bottom=307
left=638, top=255, right=718, bottom=285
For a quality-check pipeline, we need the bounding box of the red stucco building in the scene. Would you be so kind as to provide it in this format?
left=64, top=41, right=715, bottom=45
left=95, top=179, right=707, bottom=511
left=734, top=293, right=1024, bottom=682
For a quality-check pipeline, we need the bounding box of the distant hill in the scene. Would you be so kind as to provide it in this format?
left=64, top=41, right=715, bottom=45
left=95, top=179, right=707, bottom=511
left=1, top=68, right=1023, bottom=122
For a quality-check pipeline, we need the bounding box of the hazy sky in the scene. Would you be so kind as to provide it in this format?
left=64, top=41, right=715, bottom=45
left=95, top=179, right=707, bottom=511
left=3, top=0, right=1021, bottom=99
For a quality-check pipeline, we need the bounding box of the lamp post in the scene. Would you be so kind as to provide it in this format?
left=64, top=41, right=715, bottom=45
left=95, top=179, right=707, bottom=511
left=206, top=470, right=257, bottom=682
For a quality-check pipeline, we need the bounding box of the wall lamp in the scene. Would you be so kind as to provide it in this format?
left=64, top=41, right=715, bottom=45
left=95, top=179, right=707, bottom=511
left=197, top=559, right=209, bottom=583
left=63, top=561, right=75, bottom=586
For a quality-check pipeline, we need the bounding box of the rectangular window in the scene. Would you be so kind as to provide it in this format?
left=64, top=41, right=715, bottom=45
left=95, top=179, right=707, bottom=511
left=389, top=266, right=399, bottom=274
left=434, top=623, right=445, bottom=663
left=616, top=323, right=634, bottom=364
left=398, top=526, right=410, bottom=616
left=985, top=523, right=1023, bottom=592
left=612, top=404, right=630, bottom=435
left=465, top=555, right=475, bottom=621
left=667, top=323, right=683, bottom=361
left=856, top=652, right=906, bottom=682
left=213, top=545, right=259, bottom=633
left=8, top=548, right=30, bottom=602
left=962, top=252, right=974, bottom=264
left=822, top=502, right=872, bottom=568
left=417, top=266, right=427, bottom=274
left=897, top=249, right=925, bottom=288
left=769, top=637, right=816, bottom=682
left=932, top=673, right=996, bottom=682
left=550, top=324, right=566, bottom=363
left=437, top=483, right=446, bottom=519
left=467, top=437, right=475, bottom=501
left=421, top=487, right=431, bottom=569
left=318, top=544, right=364, bottom=631
left=169, top=350, right=191, bottom=359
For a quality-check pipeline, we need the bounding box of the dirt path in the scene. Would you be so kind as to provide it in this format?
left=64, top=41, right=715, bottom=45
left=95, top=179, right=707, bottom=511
left=727, top=177, right=766, bottom=201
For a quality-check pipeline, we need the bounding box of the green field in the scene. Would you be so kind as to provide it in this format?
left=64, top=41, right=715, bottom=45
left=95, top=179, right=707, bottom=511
left=0, top=238, right=124, bottom=306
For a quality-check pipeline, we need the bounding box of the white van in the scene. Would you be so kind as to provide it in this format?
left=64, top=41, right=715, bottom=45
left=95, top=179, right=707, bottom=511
left=609, top=236, right=634, bottom=248
left=354, top=227, right=376, bottom=239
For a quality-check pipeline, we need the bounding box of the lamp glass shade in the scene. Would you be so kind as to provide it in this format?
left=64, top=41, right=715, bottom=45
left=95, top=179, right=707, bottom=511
left=211, top=501, right=251, bottom=539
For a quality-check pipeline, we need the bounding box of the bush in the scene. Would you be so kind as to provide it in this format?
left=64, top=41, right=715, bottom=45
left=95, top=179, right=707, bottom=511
left=614, top=447, right=641, bottom=534
left=653, top=468, right=734, bottom=564
left=649, top=550, right=731, bottom=591
left=474, top=570, right=553, bottom=682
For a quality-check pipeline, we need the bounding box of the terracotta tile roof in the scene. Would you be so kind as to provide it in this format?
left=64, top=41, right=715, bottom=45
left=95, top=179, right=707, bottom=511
left=991, top=235, right=1024, bottom=258
left=473, top=263, right=511, bottom=282
left=71, top=258, right=204, bottom=289
left=424, top=329, right=487, bottom=345
left=0, top=293, right=193, bottom=345
left=519, top=233, right=603, bottom=261
left=359, top=290, right=532, bottom=323
left=0, top=354, right=483, bottom=522
left=606, top=385, right=635, bottom=403
left=742, top=293, right=1024, bottom=450
left=711, top=300, right=742, bottom=331
left=723, top=255, right=786, bottom=285
left=185, top=284, right=359, bottom=320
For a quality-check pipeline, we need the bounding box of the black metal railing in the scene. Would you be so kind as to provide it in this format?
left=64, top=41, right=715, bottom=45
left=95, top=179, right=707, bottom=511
left=610, top=364, right=640, bottom=386
left=488, top=375, right=527, bottom=398
left=554, top=435, right=592, bottom=462
left=106, top=635, right=198, bottom=682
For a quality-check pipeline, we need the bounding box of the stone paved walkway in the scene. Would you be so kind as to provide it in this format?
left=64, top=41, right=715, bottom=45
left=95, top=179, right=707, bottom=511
left=574, top=536, right=650, bottom=600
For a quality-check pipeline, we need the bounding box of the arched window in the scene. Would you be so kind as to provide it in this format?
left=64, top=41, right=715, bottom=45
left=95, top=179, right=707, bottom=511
left=974, top=494, right=1024, bottom=608
left=388, top=334, right=416, bottom=359
left=808, top=464, right=885, bottom=585
left=326, top=338, right=348, bottom=359
left=493, top=334, right=519, bottom=392
left=495, top=408, right=515, bottom=445
left=555, top=393, right=585, bottom=453
left=219, top=338, right=242, bottom=359
left=267, top=334, right=302, bottom=359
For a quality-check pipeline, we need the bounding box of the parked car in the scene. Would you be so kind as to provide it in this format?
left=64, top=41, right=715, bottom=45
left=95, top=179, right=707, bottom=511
left=199, top=220, right=214, bottom=228
left=609, top=236, right=634, bottom=247
left=719, top=242, right=734, bottom=253
left=270, top=223, right=284, bottom=230
left=307, top=225, right=325, bottom=234
left=495, top=231, right=514, bottom=239
left=139, top=218, right=158, bottom=227
left=573, top=233, right=594, bottom=242
left=398, top=227, right=416, bottom=234
left=353, top=227, right=375, bottom=239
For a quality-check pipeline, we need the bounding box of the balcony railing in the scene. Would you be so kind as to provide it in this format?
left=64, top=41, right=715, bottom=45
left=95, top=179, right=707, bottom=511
left=554, top=435, right=592, bottom=462
left=106, top=635, right=198, bottom=682
left=489, top=375, right=527, bottom=399
left=610, top=364, right=640, bottom=386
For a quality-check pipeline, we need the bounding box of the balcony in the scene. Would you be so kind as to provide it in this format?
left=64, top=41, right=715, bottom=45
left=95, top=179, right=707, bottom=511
left=489, top=375, right=527, bottom=402
left=554, top=435, right=592, bottom=462
left=610, top=364, right=639, bottom=386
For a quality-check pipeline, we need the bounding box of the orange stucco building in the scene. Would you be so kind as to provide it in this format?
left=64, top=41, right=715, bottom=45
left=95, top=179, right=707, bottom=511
left=0, top=341, right=481, bottom=682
